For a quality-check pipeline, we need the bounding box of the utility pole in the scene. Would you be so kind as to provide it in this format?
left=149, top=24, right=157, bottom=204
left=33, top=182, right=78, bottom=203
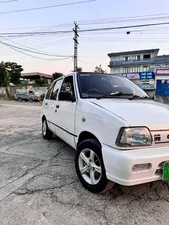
left=73, top=22, right=79, bottom=71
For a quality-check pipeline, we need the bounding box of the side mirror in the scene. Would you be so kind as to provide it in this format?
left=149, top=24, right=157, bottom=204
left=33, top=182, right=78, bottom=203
left=59, top=91, right=75, bottom=102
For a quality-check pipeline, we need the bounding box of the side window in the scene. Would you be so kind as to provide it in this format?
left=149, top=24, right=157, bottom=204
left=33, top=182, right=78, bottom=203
left=45, top=82, right=55, bottom=100
left=58, top=76, right=75, bottom=101
left=50, top=79, right=63, bottom=100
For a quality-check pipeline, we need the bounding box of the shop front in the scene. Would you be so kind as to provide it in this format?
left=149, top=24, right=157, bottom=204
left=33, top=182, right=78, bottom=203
left=112, top=72, right=155, bottom=92
left=155, top=69, right=169, bottom=97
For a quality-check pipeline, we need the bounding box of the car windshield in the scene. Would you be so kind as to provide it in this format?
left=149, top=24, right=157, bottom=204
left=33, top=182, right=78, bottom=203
left=77, top=73, right=148, bottom=99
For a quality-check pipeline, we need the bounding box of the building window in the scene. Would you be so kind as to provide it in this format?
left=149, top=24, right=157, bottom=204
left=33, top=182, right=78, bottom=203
left=123, top=67, right=130, bottom=73
left=136, top=55, right=140, bottom=61
left=124, top=56, right=130, bottom=61
left=133, top=66, right=140, bottom=72
left=143, top=66, right=148, bottom=72
left=143, top=54, right=151, bottom=60
left=132, top=55, right=140, bottom=61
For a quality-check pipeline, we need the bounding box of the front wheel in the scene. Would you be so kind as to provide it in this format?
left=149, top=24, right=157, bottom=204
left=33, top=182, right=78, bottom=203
left=42, top=119, right=53, bottom=140
left=17, top=97, right=22, bottom=102
left=75, top=139, right=108, bottom=193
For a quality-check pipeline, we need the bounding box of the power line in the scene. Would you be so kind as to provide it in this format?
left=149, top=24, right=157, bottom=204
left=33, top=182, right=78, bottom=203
left=0, top=35, right=72, bottom=55
left=0, top=37, right=73, bottom=57
left=0, top=23, right=73, bottom=31
left=79, top=21, right=169, bottom=33
left=0, top=31, right=72, bottom=37
left=1, top=12, right=169, bottom=30
left=78, top=12, right=169, bottom=25
left=0, top=23, right=72, bottom=54
left=0, top=40, right=73, bottom=60
left=7, top=36, right=72, bottom=52
left=0, top=0, right=98, bottom=15
left=1, top=21, right=169, bottom=37
left=0, top=0, right=17, bottom=3
left=0, top=23, right=73, bottom=54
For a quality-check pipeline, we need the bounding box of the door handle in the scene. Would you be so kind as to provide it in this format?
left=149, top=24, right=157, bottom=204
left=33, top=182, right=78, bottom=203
left=56, top=105, right=60, bottom=109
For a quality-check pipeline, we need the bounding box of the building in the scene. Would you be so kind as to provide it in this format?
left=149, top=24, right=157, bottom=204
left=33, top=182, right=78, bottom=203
left=21, top=72, right=52, bottom=84
left=108, top=49, right=169, bottom=74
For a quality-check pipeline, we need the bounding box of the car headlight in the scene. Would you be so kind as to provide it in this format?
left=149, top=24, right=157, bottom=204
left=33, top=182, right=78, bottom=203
left=116, top=127, right=152, bottom=147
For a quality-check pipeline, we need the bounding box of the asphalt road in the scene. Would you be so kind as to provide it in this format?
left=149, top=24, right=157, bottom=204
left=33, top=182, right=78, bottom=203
left=0, top=100, right=169, bottom=225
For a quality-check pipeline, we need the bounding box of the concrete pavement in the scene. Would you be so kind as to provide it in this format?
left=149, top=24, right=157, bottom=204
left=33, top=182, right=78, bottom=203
left=0, top=100, right=169, bottom=225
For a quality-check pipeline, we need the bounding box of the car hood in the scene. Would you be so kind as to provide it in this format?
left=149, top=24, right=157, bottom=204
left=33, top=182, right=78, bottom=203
left=90, top=99, right=169, bottom=130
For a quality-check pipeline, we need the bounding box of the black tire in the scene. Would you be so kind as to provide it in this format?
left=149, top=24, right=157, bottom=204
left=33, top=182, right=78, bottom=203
left=75, top=139, right=108, bottom=193
left=18, top=97, right=22, bottom=102
left=42, top=118, right=53, bottom=140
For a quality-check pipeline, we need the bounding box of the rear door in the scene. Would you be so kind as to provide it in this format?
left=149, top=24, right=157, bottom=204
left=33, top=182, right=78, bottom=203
left=42, top=78, right=63, bottom=133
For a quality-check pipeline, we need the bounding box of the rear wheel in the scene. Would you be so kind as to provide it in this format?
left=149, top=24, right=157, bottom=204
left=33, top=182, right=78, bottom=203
left=75, top=139, right=108, bottom=193
left=42, top=119, right=53, bottom=140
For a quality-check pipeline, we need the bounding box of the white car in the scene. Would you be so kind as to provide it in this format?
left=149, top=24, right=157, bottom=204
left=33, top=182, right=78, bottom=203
left=42, top=72, right=169, bottom=193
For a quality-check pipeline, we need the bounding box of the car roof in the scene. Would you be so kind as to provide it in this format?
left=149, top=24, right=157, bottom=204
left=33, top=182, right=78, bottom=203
left=54, top=72, right=127, bottom=82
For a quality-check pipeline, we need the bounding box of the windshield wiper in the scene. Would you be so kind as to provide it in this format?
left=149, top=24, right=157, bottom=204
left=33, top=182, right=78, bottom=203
left=96, top=91, right=122, bottom=100
left=129, top=95, right=152, bottom=100
left=97, top=92, right=152, bottom=100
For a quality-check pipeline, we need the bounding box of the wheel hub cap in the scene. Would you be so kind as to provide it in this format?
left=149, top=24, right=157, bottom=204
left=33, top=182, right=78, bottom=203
left=87, top=163, right=92, bottom=171
left=78, top=148, right=102, bottom=185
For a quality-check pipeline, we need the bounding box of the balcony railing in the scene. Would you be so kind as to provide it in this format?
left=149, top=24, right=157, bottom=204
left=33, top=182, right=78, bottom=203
left=109, top=57, right=169, bottom=67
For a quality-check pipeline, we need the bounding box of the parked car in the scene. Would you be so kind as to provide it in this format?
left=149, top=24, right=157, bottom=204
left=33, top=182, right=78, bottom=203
left=42, top=72, right=169, bottom=193
left=16, top=91, right=40, bottom=102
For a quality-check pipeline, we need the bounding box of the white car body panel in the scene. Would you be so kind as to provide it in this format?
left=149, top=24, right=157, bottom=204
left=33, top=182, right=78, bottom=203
left=102, top=144, right=169, bottom=186
left=89, top=99, right=169, bottom=130
left=54, top=101, right=77, bottom=148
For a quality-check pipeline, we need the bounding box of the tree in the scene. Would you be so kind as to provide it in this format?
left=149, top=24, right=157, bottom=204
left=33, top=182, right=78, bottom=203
left=0, top=62, right=10, bottom=98
left=35, top=79, right=47, bottom=87
left=0, top=62, right=6, bottom=87
left=0, top=61, right=23, bottom=99
left=52, top=72, right=63, bottom=81
left=94, top=64, right=106, bottom=73
left=76, top=67, right=82, bottom=72
left=4, top=62, right=23, bottom=84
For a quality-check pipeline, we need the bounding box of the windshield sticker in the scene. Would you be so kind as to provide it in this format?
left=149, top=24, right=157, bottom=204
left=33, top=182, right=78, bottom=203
left=80, top=74, right=92, bottom=76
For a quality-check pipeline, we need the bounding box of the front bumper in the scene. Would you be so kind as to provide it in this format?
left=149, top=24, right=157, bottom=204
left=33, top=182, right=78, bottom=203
left=102, top=144, right=169, bottom=186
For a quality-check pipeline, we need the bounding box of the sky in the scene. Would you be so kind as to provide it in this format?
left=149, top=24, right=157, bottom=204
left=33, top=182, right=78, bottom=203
left=1, top=0, right=169, bottom=74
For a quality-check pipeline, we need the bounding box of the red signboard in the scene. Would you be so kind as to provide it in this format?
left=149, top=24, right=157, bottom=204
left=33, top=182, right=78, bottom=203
left=126, top=73, right=140, bottom=80
left=156, top=70, right=169, bottom=75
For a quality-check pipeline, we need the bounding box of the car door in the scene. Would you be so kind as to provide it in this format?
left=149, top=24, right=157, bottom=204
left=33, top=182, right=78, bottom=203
left=42, top=78, right=63, bottom=133
left=54, top=75, right=77, bottom=148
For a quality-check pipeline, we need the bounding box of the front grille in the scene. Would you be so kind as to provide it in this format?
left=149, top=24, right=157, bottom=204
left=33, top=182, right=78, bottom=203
left=151, top=130, right=169, bottom=145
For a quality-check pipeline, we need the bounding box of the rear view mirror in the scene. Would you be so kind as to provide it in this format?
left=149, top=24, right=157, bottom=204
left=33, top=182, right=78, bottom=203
left=59, top=91, right=75, bottom=102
